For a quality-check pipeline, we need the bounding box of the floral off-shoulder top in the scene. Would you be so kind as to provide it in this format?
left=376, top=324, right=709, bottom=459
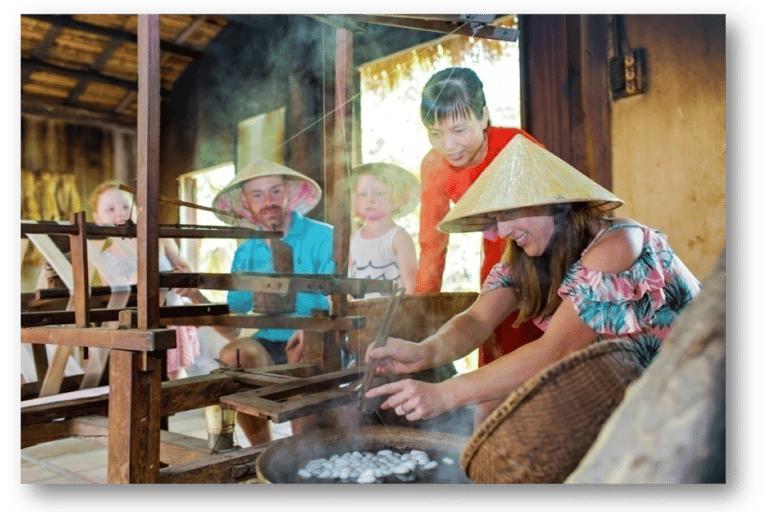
left=481, top=219, right=702, bottom=365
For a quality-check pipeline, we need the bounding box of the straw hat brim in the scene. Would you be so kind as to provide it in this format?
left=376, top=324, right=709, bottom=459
left=212, top=157, right=322, bottom=225
left=338, top=162, right=420, bottom=219
left=437, top=135, right=623, bottom=233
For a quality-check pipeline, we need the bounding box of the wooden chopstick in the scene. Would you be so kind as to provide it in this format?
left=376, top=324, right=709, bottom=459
left=357, top=287, right=406, bottom=411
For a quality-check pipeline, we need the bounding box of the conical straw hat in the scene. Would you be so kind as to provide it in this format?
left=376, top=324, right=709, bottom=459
left=212, top=156, right=322, bottom=226
left=437, top=134, right=623, bottom=233
left=337, top=162, right=420, bottom=220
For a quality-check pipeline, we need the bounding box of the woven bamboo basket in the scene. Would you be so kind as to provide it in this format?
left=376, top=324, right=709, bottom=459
left=460, top=339, right=643, bottom=484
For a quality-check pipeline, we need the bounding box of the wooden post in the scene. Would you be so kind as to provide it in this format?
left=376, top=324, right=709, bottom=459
left=136, top=15, right=161, bottom=330
left=68, top=211, right=90, bottom=328
left=324, top=27, right=356, bottom=373
left=107, top=13, right=163, bottom=484
left=107, top=349, right=162, bottom=483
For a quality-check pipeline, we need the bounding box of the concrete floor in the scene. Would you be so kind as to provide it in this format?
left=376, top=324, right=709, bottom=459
left=20, top=408, right=292, bottom=484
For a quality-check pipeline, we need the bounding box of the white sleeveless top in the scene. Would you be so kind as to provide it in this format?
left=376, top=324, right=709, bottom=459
left=349, top=225, right=404, bottom=299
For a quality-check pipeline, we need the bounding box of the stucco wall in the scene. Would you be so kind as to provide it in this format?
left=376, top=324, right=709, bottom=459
left=611, top=15, right=725, bottom=279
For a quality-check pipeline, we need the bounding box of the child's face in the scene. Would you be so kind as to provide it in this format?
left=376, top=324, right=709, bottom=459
left=93, top=188, right=134, bottom=225
left=353, top=173, right=399, bottom=222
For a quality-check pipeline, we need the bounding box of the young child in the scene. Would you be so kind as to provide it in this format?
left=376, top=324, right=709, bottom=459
left=346, top=163, right=419, bottom=298
left=89, top=180, right=200, bottom=380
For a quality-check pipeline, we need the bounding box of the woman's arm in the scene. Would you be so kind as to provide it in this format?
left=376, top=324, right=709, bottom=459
left=415, top=154, right=450, bottom=293
left=369, top=295, right=599, bottom=420
left=392, top=227, right=418, bottom=294
left=438, top=296, right=599, bottom=410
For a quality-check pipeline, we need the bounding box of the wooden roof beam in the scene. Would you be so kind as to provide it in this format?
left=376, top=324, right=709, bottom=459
left=66, top=38, right=124, bottom=105
left=24, top=14, right=204, bottom=59
left=21, top=97, right=137, bottom=127
left=22, top=56, right=172, bottom=98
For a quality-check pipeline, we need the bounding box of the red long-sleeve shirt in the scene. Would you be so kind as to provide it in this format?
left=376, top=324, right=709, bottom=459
left=415, top=126, right=543, bottom=293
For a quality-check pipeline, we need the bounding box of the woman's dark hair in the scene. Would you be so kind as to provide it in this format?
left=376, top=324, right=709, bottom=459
left=504, top=203, right=600, bottom=327
left=420, top=67, right=487, bottom=126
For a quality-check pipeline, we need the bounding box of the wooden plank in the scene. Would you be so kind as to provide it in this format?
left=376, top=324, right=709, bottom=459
left=220, top=386, right=359, bottom=423
left=22, top=391, right=110, bottom=426
left=246, top=367, right=362, bottom=400
left=22, top=220, right=278, bottom=239
left=21, top=303, right=230, bottom=327
left=158, top=444, right=269, bottom=484
left=159, top=271, right=393, bottom=297
left=23, top=309, right=364, bottom=331
left=21, top=419, right=71, bottom=448
left=70, top=415, right=211, bottom=465
left=21, top=373, right=85, bottom=399
left=21, top=326, right=177, bottom=351
left=226, top=372, right=301, bottom=387
left=159, top=373, right=251, bottom=416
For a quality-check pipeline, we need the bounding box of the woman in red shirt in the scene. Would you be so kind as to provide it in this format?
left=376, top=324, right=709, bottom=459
left=416, top=68, right=543, bottom=423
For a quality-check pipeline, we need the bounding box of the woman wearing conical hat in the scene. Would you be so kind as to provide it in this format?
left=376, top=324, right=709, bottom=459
left=363, top=134, right=702, bottom=426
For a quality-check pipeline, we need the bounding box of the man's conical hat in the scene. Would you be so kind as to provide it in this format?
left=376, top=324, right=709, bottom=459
left=437, top=134, right=623, bottom=233
left=212, top=157, right=322, bottom=226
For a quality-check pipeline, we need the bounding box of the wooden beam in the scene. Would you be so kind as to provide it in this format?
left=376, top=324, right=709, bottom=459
left=31, top=24, right=63, bottom=60
left=21, top=419, right=71, bottom=448
left=66, top=38, right=125, bottom=105
left=21, top=220, right=277, bottom=240
left=69, top=416, right=211, bottom=465
left=21, top=308, right=365, bottom=330
left=21, top=57, right=172, bottom=99
left=158, top=444, right=269, bottom=484
left=23, top=15, right=204, bottom=59
left=21, top=326, right=176, bottom=351
left=113, top=90, right=137, bottom=115
left=21, top=97, right=137, bottom=127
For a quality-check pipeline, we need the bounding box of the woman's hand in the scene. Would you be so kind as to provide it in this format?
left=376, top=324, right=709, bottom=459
left=365, top=378, right=450, bottom=421
left=364, top=337, right=428, bottom=375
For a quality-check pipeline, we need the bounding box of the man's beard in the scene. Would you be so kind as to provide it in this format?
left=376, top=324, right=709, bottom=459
left=258, top=206, right=284, bottom=230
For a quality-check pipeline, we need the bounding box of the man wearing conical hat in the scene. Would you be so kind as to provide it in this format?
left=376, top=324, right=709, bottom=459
left=182, top=156, right=334, bottom=446
left=362, top=134, right=701, bottom=429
